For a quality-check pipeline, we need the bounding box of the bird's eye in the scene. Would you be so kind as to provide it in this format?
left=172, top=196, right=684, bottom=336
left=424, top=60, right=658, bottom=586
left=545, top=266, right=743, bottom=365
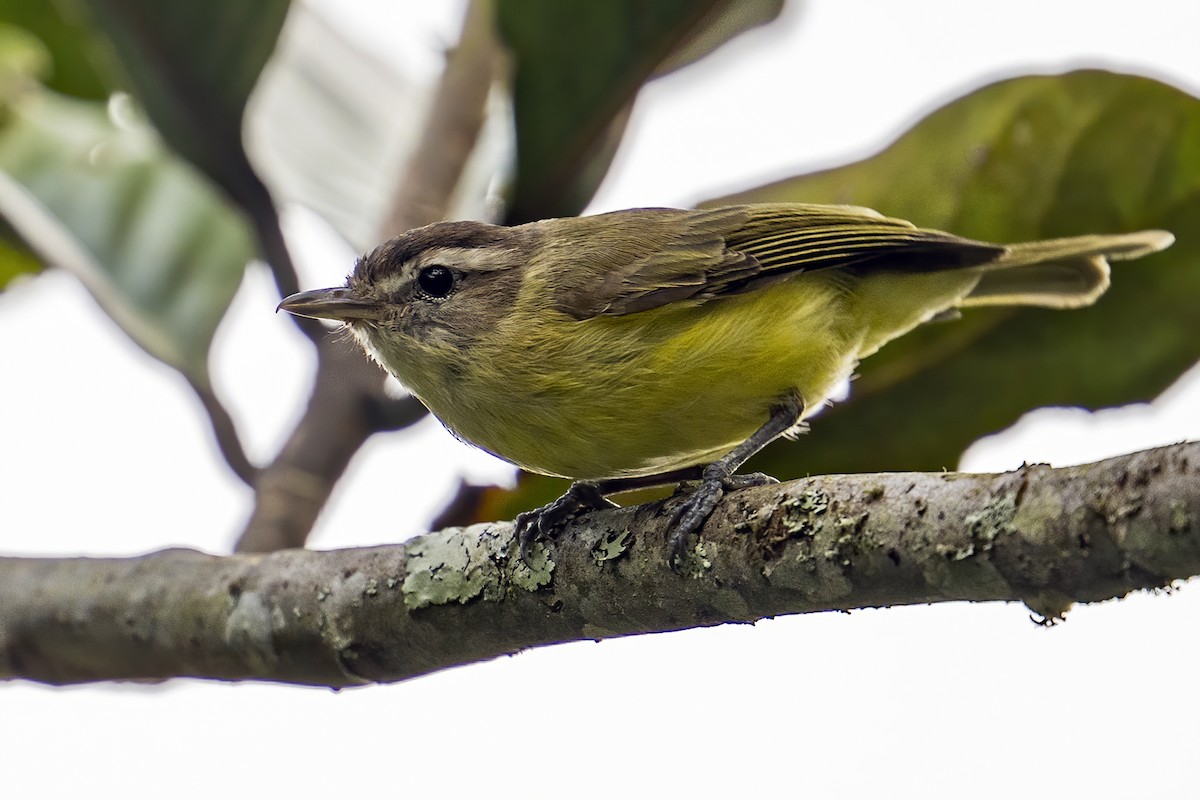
left=416, top=265, right=455, bottom=299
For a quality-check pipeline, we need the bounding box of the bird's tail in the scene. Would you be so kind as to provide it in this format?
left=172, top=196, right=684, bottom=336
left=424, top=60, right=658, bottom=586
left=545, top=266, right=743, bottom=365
left=961, top=230, right=1174, bottom=309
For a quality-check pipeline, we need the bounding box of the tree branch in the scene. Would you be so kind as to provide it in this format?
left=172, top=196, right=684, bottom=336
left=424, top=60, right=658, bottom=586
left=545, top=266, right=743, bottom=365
left=233, top=336, right=425, bottom=553
left=187, top=377, right=259, bottom=486
left=4, top=442, right=1197, bottom=687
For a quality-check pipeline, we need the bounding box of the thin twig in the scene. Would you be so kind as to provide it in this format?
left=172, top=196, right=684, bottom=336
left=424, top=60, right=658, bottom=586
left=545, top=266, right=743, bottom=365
left=234, top=336, right=424, bottom=553
left=177, top=161, right=301, bottom=482
left=238, top=168, right=326, bottom=344
left=187, top=377, right=259, bottom=486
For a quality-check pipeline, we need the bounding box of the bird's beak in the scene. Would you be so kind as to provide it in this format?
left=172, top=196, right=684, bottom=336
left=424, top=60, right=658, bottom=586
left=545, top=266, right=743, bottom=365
left=277, top=287, right=387, bottom=321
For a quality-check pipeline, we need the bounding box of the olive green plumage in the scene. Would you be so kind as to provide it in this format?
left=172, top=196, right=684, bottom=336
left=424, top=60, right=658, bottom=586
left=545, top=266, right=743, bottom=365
left=281, top=202, right=1173, bottom=560
left=281, top=203, right=1170, bottom=483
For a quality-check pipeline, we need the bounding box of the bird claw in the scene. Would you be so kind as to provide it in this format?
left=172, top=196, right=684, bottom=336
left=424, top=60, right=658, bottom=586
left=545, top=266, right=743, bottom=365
left=516, top=483, right=615, bottom=563
left=667, top=471, right=778, bottom=569
left=724, top=472, right=779, bottom=490
left=515, top=470, right=778, bottom=569
left=667, top=476, right=724, bottom=567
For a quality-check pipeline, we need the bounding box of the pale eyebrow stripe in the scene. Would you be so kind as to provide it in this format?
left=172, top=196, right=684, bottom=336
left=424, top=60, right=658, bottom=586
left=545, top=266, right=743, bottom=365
left=416, top=246, right=512, bottom=272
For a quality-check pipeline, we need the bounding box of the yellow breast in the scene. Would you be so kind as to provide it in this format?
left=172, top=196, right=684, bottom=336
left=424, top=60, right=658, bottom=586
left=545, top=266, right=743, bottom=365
left=442, top=273, right=867, bottom=479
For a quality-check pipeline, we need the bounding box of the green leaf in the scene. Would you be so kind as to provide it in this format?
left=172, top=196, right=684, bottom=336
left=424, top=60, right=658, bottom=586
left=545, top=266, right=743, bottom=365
left=1, top=1, right=111, bottom=100
left=706, top=69, right=1200, bottom=477
left=244, top=5, right=432, bottom=250
left=496, top=0, right=783, bottom=223
left=654, top=0, right=784, bottom=77
left=72, top=0, right=290, bottom=200
left=461, top=69, right=1200, bottom=524
left=0, top=89, right=256, bottom=381
left=0, top=22, right=52, bottom=287
left=0, top=225, right=41, bottom=289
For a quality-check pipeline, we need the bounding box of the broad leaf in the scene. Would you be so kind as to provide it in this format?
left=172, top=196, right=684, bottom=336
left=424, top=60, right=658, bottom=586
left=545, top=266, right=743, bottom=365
left=0, top=22, right=53, bottom=286
left=0, top=1, right=110, bottom=100
left=244, top=5, right=422, bottom=251
left=465, top=69, right=1200, bottom=523
left=243, top=4, right=511, bottom=251
left=497, top=0, right=783, bottom=223
left=0, top=223, right=40, bottom=289
left=655, top=0, right=784, bottom=76
left=708, top=70, right=1200, bottom=477
left=72, top=0, right=290, bottom=201
left=0, top=90, right=256, bottom=381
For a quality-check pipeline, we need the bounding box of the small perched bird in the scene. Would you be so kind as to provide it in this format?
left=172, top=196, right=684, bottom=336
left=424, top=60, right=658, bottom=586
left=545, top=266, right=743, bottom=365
left=279, top=203, right=1172, bottom=563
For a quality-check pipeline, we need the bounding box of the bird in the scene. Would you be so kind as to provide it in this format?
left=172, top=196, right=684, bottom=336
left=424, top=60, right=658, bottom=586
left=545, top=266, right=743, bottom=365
left=278, top=203, right=1173, bottom=564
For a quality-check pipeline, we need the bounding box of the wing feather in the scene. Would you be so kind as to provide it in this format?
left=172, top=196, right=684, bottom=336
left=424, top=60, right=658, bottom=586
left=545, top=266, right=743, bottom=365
left=549, top=204, right=1004, bottom=319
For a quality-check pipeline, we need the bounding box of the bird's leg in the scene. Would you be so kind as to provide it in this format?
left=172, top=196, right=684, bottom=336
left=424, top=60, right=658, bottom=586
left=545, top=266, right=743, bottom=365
left=668, top=394, right=804, bottom=567
left=515, top=387, right=800, bottom=566
left=516, top=482, right=614, bottom=561
left=515, top=467, right=705, bottom=562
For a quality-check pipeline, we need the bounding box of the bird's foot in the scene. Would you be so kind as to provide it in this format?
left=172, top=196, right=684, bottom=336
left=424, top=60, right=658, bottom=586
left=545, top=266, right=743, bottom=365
left=515, top=482, right=616, bottom=563
left=668, top=470, right=778, bottom=568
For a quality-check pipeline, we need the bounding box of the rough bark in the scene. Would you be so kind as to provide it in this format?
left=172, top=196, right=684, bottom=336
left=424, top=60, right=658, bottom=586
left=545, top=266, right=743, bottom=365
left=3, top=442, right=1196, bottom=687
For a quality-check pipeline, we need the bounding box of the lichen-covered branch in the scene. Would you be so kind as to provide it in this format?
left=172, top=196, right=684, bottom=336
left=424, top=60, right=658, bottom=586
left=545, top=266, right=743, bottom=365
left=3, top=443, right=1197, bottom=687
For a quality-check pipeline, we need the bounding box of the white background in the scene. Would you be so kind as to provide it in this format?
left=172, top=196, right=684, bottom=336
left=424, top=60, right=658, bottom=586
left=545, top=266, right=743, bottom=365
left=3, top=1, right=1199, bottom=797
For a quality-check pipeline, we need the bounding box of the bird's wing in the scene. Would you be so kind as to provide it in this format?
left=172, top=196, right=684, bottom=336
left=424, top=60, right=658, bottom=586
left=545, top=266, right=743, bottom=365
left=550, top=204, right=1004, bottom=320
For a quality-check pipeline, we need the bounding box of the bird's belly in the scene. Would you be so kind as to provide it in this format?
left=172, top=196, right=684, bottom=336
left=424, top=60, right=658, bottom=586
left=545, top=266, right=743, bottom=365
left=445, top=278, right=861, bottom=480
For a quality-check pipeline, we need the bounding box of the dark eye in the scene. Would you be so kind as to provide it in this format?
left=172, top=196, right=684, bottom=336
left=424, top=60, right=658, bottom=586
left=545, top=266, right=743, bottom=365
left=417, top=265, right=455, bottom=298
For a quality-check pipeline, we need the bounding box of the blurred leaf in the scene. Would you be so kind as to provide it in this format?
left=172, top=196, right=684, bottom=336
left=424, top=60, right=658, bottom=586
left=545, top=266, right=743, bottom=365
left=243, top=4, right=506, bottom=252
left=0, top=89, right=256, bottom=381
left=244, top=6, right=421, bottom=250
left=73, top=0, right=290, bottom=200
left=461, top=69, right=1200, bottom=524
left=497, top=0, right=783, bottom=223
left=655, top=0, right=784, bottom=77
left=710, top=69, right=1200, bottom=477
left=0, top=225, right=40, bottom=288
left=0, top=22, right=51, bottom=90
left=0, top=23, right=50, bottom=287
left=1, top=1, right=110, bottom=99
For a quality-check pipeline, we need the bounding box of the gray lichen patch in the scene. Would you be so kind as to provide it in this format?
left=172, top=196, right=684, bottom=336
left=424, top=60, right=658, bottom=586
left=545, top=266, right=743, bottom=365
left=1169, top=501, right=1191, bottom=535
left=825, top=513, right=869, bottom=567
left=759, top=487, right=830, bottom=561
left=732, top=507, right=761, bottom=535
left=942, top=492, right=1017, bottom=561
left=903, top=486, right=1019, bottom=601
left=402, top=524, right=499, bottom=610
left=223, top=590, right=278, bottom=672
left=591, top=528, right=632, bottom=564
left=677, top=542, right=712, bottom=578
left=512, top=541, right=554, bottom=591
left=780, top=488, right=830, bottom=537
left=401, top=523, right=553, bottom=610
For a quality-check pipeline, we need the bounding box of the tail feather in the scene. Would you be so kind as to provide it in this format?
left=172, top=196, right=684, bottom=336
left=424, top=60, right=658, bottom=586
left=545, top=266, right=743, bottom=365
left=961, top=230, right=1174, bottom=309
